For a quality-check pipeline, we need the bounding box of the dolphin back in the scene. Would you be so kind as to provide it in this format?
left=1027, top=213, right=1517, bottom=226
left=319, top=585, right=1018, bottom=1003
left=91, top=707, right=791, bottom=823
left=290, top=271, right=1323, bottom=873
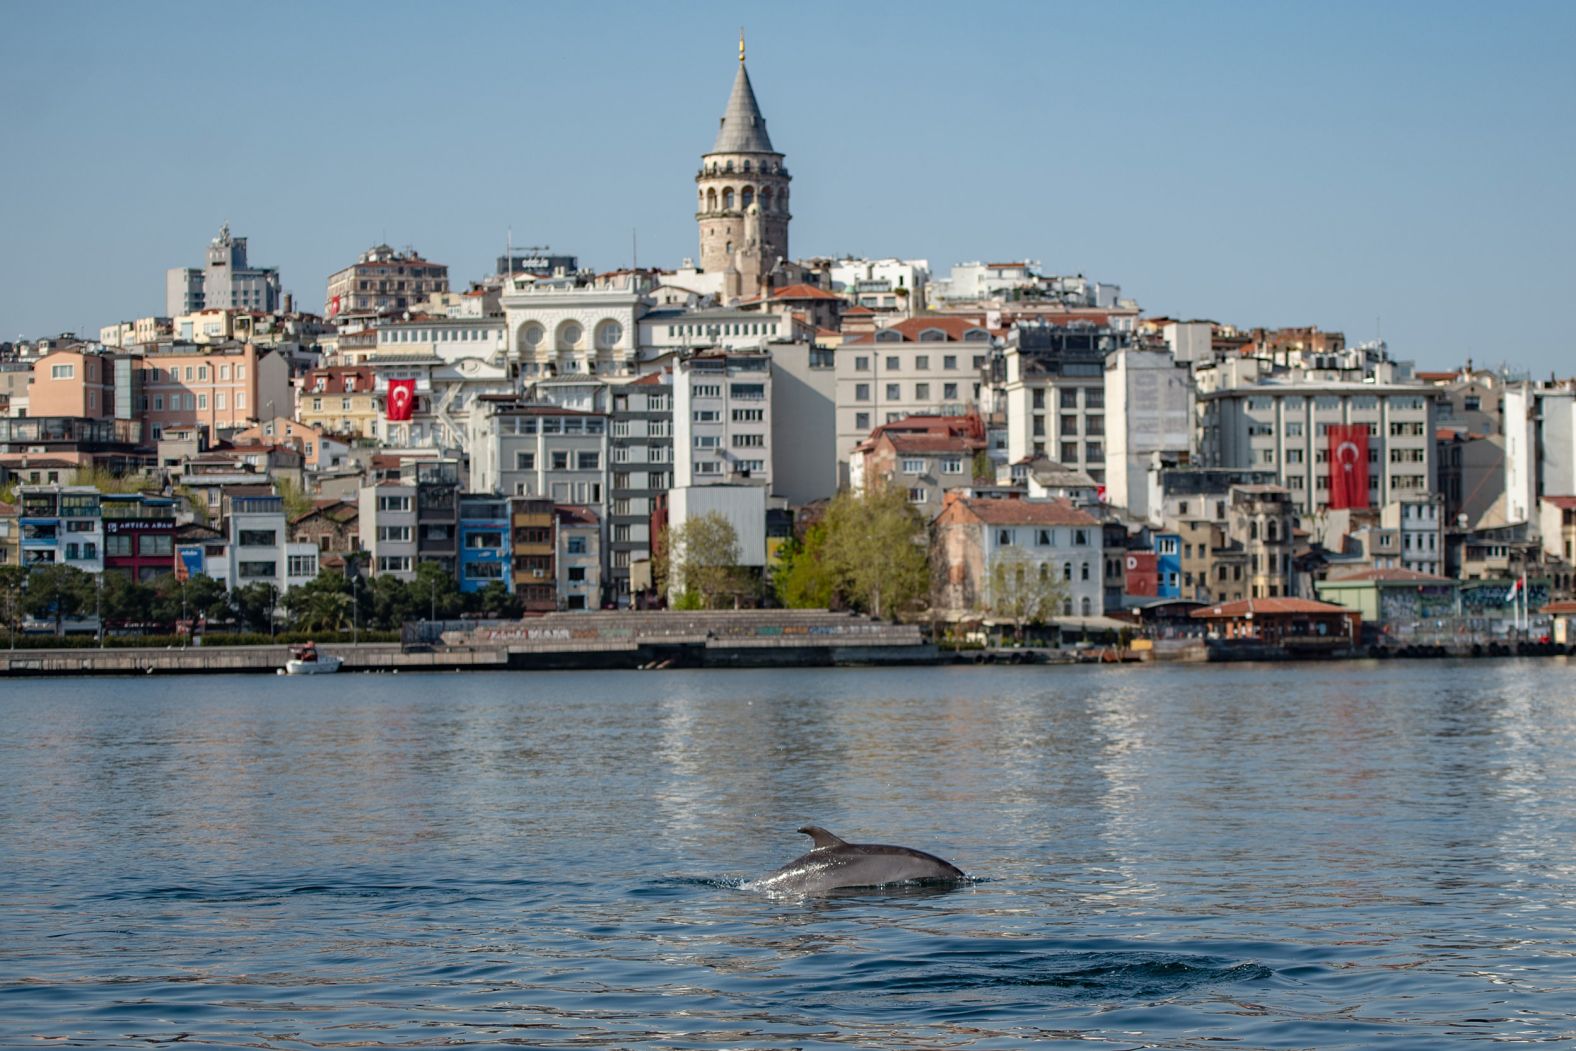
left=746, top=827, right=966, bottom=894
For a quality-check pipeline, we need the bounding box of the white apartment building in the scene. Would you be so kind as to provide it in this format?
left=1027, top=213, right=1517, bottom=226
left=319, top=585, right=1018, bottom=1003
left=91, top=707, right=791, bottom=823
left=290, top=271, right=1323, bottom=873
left=673, top=351, right=772, bottom=489
left=224, top=494, right=318, bottom=594
left=358, top=481, right=418, bottom=580
left=1380, top=495, right=1445, bottom=577
left=836, top=316, right=993, bottom=478
left=826, top=258, right=930, bottom=314
left=368, top=315, right=512, bottom=452
left=997, top=323, right=1123, bottom=484
left=1199, top=380, right=1439, bottom=519
left=1504, top=384, right=1576, bottom=526
left=1103, top=347, right=1193, bottom=520
left=501, top=271, right=650, bottom=380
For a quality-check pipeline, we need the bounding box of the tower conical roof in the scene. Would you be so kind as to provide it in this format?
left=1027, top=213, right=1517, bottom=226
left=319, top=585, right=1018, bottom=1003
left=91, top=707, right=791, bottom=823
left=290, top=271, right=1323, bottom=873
left=711, top=62, right=775, bottom=154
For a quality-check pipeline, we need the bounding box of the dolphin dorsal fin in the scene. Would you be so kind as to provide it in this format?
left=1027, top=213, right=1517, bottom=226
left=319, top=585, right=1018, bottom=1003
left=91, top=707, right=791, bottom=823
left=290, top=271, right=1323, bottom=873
left=798, top=825, right=847, bottom=850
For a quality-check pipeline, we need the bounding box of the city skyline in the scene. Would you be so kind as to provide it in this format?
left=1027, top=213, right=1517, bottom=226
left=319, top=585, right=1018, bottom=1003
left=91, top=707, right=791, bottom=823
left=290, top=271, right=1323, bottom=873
left=2, top=1, right=1572, bottom=372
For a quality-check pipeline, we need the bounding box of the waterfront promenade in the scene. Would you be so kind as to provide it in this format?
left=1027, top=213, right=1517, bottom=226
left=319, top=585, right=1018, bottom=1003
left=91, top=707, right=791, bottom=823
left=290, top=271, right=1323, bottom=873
left=1, top=609, right=935, bottom=676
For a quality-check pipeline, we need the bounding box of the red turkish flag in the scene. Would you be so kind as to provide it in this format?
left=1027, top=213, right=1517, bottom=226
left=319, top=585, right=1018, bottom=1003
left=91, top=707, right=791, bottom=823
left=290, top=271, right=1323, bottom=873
left=1328, top=423, right=1370, bottom=510
left=386, top=378, right=415, bottom=421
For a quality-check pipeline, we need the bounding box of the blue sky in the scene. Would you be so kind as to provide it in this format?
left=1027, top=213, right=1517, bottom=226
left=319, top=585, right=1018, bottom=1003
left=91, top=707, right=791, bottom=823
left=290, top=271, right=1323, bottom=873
left=2, top=1, right=1571, bottom=373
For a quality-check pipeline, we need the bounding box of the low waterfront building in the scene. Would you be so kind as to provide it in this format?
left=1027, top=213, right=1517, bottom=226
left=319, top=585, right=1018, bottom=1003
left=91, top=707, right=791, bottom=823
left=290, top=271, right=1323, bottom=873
left=223, top=494, right=318, bottom=595
left=1189, top=597, right=1360, bottom=650
left=101, top=493, right=177, bottom=583
left=851, top=421, right=985, bottom=522
left=359, top=480, right=417, bottom=580
left=17, top=486, right=102, bottom=573
left=290, top=500, right=360, bottom=558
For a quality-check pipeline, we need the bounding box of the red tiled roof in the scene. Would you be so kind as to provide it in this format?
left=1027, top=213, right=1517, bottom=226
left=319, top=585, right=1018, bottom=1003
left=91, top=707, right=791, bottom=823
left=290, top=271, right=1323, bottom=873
left=842, top=305, right=876, bottom=316
left=1540, top=600, right=1576, bottom=615
left=844, top=315, right=995, bottom=345
left=629, top=372, right=668, bottom=386
left=1414, top=370, right=1458, bottom=382
left=1191, top=597, right=1354, bottom=618
left=954, top=496, right=1097, bottom=527
left=556, top=504, right=600, bottom=525
left=1542, top=496, right=1576, bottom=511
left=885, top=433, right=983, bottom=455
left=770, top=283, right=841, bottom=301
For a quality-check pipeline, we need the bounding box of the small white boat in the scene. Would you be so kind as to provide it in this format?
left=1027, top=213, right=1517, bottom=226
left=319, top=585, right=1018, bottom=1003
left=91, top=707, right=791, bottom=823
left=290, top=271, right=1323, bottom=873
left=284, top=642, right=342, bottom=675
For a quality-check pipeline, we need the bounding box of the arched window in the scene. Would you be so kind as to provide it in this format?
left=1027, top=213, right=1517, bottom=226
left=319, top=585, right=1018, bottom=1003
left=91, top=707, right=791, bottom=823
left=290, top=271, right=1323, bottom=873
left=1062, top=598, right=1073, bottom=616
left=1081, top=596, right=1092, bottom=616
left=741, top=187, right=754, bottom=209
left=726, top=241, right=733, bottom=255
left=1266, top=519, right=1279, bottom=542
left=1250, top=521, right=1259, bottom=540
left=722, top=188, right=734, bottom=210
left=742, top=159, right=752, bottom=172
left=725, top=160, right=734, bottom=173
left=706, top=188, right=717, bottom=211
left=761, top=188, right=773, bottom=211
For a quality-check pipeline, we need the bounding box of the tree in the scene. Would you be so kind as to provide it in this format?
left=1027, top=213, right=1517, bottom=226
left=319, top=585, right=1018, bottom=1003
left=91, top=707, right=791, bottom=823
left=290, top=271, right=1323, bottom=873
left=413, top=561, right=464, bottom=621
left=982, top=546, right=1066, bottom=642
left=150, top=574, right=231, bottom=630
left=176, top=485, right=211, bottom=527
left=23, top=564, right=95, bottom=636
left=469, top=579, right=521, bottom=620
left=275, top=476, right=314, bottom=522
left=657, top=511, right=752, bottom=609
left=233, top=581, right=280, bottom=634
left=773, top=522, right=839, bottom=609
left=282, top=575, right=353, bottom=634
left=101, top=572, right=157, bottom=631
left=819, top=485, right=930, bottom=620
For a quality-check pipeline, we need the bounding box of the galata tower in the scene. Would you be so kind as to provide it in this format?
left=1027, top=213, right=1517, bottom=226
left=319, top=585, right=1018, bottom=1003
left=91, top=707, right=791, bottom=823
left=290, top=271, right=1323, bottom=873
left=695, top=34, right=790, bottom=301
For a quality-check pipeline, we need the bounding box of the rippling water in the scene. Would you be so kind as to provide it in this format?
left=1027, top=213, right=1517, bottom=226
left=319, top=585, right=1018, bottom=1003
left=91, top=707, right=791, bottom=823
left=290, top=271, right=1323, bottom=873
left=4, top=661, right=1576, bottom=1048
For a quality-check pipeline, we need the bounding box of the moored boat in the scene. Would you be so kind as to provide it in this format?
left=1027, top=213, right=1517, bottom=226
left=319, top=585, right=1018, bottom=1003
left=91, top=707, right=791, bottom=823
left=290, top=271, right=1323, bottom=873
left=284, top=641, right=341, bottom=675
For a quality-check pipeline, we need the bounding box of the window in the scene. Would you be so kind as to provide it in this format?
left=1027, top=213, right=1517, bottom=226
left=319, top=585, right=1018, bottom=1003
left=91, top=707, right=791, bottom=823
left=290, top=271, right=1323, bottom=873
left=566, top=536, right=587, bottom=555
left=855, top=412, right=870, bottom=431
left=915, top=383, right=930, bottom=400
left=51, top=364, right=74, bottom=380
left=692, top=410, right=720, bottom=422
left=377, top=495, right=410, bottom=512
left=854, top=356, right=870, bottom=371
left=515, top=451, right=536, bottom=471
left=377, top=555, right=411, bottom=573
left=855, top=384, right=870, bottom=401
left=943, top=355, right=957, bottom=370
left=551, top=451, right=569, bottom=470
left=901, top=458, right=925, bottom=474
left=577, top=451, right=601, bottom=470
left=908, top=488, right=926, bottom=503
left=886, top=356, right=900, bottom=371
left=694, top=435, right=720, bottom=448
left=942, top=458, right=963, bottom=474
left=997, top=529, right=1015, bottom=546
left=238, top=529, right=276, bottom=547
left=567, top=566, right=586, bottom=582
left=916, top=355, right=930, bottom=370
left=885, top=383, right=901, bottom=400
left=693, top=384, right=721, bottom=398
left=138, top=534, right=173, bottom=556
left=732, top=433, right=764, bottom=448
left=1036, top=529, right=1054, bottom=546
left=1061, top=442, right=1079, bottom=462
left=1060, top=388, right=1079, bottom=409
left=288, top=554, right=317, bottom=577
left=943, top=382, right=958, bottom=400
left=731, top=408, right=763, bottom=422
left=377, top=526, right=411, bottom=542
left=239, top=561, right=277, bottom=580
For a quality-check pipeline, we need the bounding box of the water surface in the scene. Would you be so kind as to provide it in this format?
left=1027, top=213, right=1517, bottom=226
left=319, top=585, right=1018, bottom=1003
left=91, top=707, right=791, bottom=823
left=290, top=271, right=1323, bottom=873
left=3, top=661, right=1575, bottom=1047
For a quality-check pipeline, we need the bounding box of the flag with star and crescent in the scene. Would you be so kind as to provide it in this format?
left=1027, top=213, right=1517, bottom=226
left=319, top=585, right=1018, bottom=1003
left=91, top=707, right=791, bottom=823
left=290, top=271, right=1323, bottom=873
left=386, top=378, right=415, bottom=422
left=1327, top=422, right=1370, bottom=510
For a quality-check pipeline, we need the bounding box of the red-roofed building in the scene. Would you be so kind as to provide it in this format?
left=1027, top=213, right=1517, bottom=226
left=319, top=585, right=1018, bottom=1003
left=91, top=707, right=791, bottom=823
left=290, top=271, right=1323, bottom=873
left=1190, top=596, right=1360, bottom=650
left=932, top=492, right=1105, bottom=622
left=852, top=424, right=987, bottom=520
left=324, top=244, right=449, bottom=317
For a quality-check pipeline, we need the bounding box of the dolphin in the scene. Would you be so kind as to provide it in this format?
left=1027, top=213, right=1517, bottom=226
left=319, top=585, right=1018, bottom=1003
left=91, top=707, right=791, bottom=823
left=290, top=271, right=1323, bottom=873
left=745, top=825, right=966, bottom=894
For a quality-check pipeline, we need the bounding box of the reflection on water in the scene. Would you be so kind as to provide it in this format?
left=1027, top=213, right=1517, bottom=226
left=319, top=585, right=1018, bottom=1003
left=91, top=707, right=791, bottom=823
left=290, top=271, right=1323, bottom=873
left=3, top=661, right=1576, bottom=1048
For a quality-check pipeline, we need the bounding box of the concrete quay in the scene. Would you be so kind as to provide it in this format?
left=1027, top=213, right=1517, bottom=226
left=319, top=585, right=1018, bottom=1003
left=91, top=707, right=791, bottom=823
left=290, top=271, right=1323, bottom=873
left=2, top=611, right=938, bottom=676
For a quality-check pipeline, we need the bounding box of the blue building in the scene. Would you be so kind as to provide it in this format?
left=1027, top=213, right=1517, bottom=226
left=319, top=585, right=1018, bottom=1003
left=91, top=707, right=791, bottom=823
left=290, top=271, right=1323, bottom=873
left=1155, top=532, right=1182, bottom=599
left=458, top=495, right=511, bottom=593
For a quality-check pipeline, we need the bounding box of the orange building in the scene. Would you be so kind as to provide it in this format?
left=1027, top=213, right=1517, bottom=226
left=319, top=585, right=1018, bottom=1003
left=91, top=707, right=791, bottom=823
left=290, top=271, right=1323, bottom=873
left=28, top=348, right=115, bottom=418
left=133, top=343, right=292, bottom=441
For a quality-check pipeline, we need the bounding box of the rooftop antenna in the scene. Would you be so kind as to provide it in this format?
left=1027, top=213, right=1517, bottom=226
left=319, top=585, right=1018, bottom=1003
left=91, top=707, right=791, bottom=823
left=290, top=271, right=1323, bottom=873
left=632, top=228, right=638, bottom=272
left=740, top=27, right=746, bottom=63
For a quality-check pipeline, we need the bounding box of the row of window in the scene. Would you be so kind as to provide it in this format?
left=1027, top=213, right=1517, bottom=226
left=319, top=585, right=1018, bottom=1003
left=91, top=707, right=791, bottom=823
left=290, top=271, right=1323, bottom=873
left=694, top=459, right=764, bottom=475
left=852, top=353, right=986, bottom=373
left=693, top=434, right=764, bottom=449
left=690, top=408, right=764, bottom=423
left=665, top=321, right=779, bottom=339
left=514, top=451, right=603, bottom=471
left=996, top=527, right=1093, bottom=547
left=900, top=457, right=966, bottom=475
left=1030, top=387, right=1105, bottom=410
left=381, top=326, right=500, bottom=344
left=141, top=391, right=246, bottom=412
left=853, top=381, right=965, bottom=403
left=502, top=417, right=606, bottom=435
